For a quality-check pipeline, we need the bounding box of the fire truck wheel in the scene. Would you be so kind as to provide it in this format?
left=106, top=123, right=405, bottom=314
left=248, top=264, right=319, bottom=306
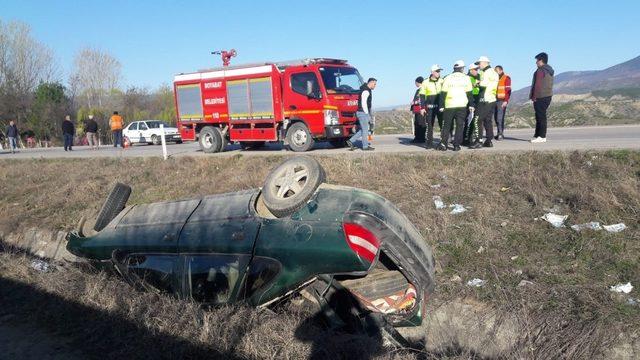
left=286, top=122, right=315, bottom=152
left=262, top=156, right=326, bottom=217
left=199, top=126, right=224, bottom=153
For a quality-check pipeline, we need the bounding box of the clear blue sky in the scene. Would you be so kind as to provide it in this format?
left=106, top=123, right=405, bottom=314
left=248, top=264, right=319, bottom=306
left=3, top=0, right=639, bottom=107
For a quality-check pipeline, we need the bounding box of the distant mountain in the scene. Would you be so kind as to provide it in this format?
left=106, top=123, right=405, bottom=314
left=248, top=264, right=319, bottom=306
left=511, top=55, right=640, bottom=104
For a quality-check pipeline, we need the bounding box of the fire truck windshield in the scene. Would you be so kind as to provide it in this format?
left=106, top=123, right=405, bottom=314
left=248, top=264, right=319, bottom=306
left=318, top=67, right=364, bottom=94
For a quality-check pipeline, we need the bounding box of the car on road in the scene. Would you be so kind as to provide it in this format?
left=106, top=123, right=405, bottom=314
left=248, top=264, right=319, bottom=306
left=123, top=120, right=182, bottom=145
left=66, top=157, right=435, bottom=345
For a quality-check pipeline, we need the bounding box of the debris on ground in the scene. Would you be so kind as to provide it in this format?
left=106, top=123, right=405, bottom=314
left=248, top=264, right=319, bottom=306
left=571, top=222, right=603, bottom=232
left=628, top=298, right=639, bottom=306
left=543, top=205, right=561, bottom=213
left=430, top=184, right=441, bottom=189
left=30, top=259, right=50, bottom=272
left=449, top=204, right=467, bottom=215
left=515, top=270, right=523, bottom=275
left=518, top=280, right=534, bottom=287
left=603, top=223, right=627, bottom=233
left=499, top=187, right=511, bottom=192
left=467, top=278, right=486, bottom=287
left=477, top=246, right=485, bottom=254
left=610, top=282, right=634, bottom=294
left=511, top=256, right=519, bottom=261
left=450, top=275, right=462, bottom=283
left=433, top=195, right=446, bottom=210
left=501, top=221, right=508, bottom=227
left=541, top=213, right=568, bottom=228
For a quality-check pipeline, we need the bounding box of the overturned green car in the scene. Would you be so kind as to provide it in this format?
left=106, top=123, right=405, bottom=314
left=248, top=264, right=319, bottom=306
left=66, top=157, right=435, bottom=343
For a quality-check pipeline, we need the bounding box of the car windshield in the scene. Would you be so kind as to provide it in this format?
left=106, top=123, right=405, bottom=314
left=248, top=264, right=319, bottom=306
left=145, top=121, right=169, bottom=129
left=318, top=66, right=364, bottom=94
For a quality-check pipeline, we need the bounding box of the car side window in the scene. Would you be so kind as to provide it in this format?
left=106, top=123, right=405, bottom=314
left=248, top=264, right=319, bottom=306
left=291, top=72, right=320, bottom=98
left=126, top=254, right=180, bottom=293
left=185, top=254, right=250, bottom=305
left=129, top=122, right=138, bottom=131
left=240, top=257, right=282, bottom=301
left=139, top=122, right=148, bottom=130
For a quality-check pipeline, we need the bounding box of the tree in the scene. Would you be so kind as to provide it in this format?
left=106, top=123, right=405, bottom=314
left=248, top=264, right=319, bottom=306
left=151, top=84, right=176, bottom=124
left=69, top=47, right=122, bottom=110
left=0, top=20, right=58, bottom=125
left=27, top=82, right=71, bottom=140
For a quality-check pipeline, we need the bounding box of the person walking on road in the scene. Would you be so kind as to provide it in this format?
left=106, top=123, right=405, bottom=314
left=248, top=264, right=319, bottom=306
left=347, top=78, right=377, bottom=151
left=438, top=61, right=474, bottom=152
left=84, top=114, right=99, bottom=150
left=419, top=64, right=443, bottom=148
left=5, top=120, right=19, bottom=154
left=473, top=56, right=500, bottom=148
left=62, top=115, right=75, bottom=151
left=529, top=52, right=554, bottom=143
left=411, top=76, right=426, bottom=143
left=494, top=65, right=512, bottom=140
left=109, top=111, right=124, bottom=148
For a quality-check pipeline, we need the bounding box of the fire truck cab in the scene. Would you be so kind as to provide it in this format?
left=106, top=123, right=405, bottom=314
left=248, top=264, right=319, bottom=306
left=173, top=58, right=363, bottom=153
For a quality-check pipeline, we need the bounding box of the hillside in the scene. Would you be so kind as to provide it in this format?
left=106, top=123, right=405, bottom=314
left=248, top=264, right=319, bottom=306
left=511, top=55, right=640, bottom=104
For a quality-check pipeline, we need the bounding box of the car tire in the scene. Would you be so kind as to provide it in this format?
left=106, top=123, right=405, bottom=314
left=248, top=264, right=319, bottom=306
left=329, top=138, right=347, bottom=148
left=93, top=183, right=132, bottom=231
left=286, top=122, right=315, bottom=152
left=199, top=126, right=223, bottom=153
left=152, top=135, right=161, bottom=145
left=262, top=156, right=326, bottom=217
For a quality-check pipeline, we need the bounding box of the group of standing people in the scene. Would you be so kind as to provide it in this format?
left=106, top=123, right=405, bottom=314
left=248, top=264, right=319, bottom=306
left=3, top=111, right=125, bottom=153
left=410, top=52, right=553, bottom=150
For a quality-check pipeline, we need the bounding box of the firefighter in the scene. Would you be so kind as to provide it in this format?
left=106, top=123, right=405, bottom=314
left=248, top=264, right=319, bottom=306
left=437, top=60, right=474, bottom=152
left=464, top=63, right=481, bottom=147
left=494, top=65, right=511, bottom=140
left=419, top=64, right=443, bottom=148
left=474, top=56, right=500, bottom=148
left=410, top=76, right=426, bottom=143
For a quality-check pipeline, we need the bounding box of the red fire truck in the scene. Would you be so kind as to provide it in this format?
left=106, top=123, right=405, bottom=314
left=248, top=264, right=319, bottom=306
left=173, top=58, right=364, bottom=152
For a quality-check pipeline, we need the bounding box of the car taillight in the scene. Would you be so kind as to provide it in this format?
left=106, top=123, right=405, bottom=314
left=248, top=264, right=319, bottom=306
left=343, top=223, right=380, bottom=263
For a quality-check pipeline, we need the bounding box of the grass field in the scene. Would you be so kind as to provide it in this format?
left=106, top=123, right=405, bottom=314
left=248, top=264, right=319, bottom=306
left=1, top=150, right=639, bottom=358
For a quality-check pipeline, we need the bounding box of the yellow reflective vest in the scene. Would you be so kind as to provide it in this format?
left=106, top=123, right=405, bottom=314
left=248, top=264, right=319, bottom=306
left=440, top=72, right=473, bottom=108
left=418, top=77, right=443, bottom=107
left=478, top=66, right=499, bottom=103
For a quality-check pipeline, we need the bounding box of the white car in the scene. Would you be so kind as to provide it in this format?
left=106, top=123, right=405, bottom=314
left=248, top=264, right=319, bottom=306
left=123, top=120, right=182, bottom=145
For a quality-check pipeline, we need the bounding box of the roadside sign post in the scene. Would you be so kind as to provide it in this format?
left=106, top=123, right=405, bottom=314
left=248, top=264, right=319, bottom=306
left=160, top=124, right=168, bottom=160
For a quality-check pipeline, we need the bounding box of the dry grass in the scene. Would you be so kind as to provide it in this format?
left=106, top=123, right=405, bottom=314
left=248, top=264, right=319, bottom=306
left=0, top=150, right=639, bottom=358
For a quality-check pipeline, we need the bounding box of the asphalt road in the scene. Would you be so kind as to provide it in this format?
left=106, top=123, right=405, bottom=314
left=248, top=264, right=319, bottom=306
left=2, top=125, right=639, bottom=159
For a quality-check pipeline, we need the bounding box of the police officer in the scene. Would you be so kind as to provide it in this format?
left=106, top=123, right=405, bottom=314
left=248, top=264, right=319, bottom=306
left=474, top=56, right=499, bottom=148
left=419, top=64, right=443, bottom=148
left=411, top=76, right=426, bottom=143
left=437, top=60, right=474, bottom=151
left=464, top=63, right=481, bottom=146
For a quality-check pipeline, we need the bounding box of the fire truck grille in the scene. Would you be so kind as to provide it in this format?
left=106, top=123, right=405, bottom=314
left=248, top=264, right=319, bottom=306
left=341, top=111, right=355, bottom=118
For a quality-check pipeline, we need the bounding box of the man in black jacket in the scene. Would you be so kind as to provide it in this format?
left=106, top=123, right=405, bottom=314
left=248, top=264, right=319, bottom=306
left=84, top=114, right=99, bottom=150
left=5, top=120, right=19, bottom=154
left=62, top=115, right=75, bottom=151
left=410, top=76, right=426, bottom=143
left=529, top=52, right=554, bottom=143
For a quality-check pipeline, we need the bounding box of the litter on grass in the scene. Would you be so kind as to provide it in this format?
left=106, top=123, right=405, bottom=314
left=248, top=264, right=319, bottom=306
left=610, top=282, right=633, bottom=294
left=433, top=196, right=446, bottom=209
left=430, top=184, right=442, bottom=189
left=449, top=204, right=467, bottom=214
left=603, top=223, right=627, bottom=233
left=542, top=213, right=568, bottom=228
left=31, top=259, right=50, bottom=272
left=467, top=278, right=486, bottom=287
left=571, top=222, right=602, bottom=232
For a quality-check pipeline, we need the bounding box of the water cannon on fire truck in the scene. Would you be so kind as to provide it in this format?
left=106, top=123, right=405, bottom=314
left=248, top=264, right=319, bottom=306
left=211, top=49, right=237, bottom=67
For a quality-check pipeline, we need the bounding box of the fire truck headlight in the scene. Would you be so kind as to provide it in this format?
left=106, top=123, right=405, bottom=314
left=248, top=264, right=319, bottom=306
left=323, top=110, right=339, bottom=126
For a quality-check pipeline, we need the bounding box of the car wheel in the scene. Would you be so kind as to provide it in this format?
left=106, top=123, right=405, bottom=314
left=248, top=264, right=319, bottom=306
left=199, top=126, right=223, bottom=153
left=286, top=122, right=315, bottom=152
left=94, top=183, right=132, bottom=231
left=329, top=139, right=347, bottom=148
left=152, top=135, right=161, bottom=145
left=240, top=141, right=265, bottom=150
left=262, top=156, right=326, bottom=217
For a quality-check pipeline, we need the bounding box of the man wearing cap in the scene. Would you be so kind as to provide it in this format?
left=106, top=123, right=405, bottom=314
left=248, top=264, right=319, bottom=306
left=437, top=60, right=474, bottom=151
left=529, top=52, right=554, bottom=143
left=411, top=76, right=426, bottom=143
left=464, top=64, right=481, bottom=146
left=474, top=56, right=500, bottom=148
left=419, top=64, right=444, bottom=148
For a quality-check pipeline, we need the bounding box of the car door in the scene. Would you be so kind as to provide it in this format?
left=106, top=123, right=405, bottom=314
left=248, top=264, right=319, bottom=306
left=126, top=122, right=139, bottom=143
left=181, top=253, right=252, bottom=304
left=116, top=253, right=182, bottom=294
left=138, top=121, right=150, bottom=143
left=283, top=70, right=325, bottom=135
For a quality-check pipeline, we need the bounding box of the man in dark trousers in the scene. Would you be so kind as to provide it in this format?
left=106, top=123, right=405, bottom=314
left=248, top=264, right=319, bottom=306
left=5, top=120, right=19, bottom=154
left=420, top=64, right=443, bottom=148
left=347, top=78, right=377, bottom=151
left=62, top=115, right=75, bottom=151
left=438, top=60, right=474, bottom=152
left=410, top=76, right=426, bottom=143
left=529, top=52, right=554, bottom=143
